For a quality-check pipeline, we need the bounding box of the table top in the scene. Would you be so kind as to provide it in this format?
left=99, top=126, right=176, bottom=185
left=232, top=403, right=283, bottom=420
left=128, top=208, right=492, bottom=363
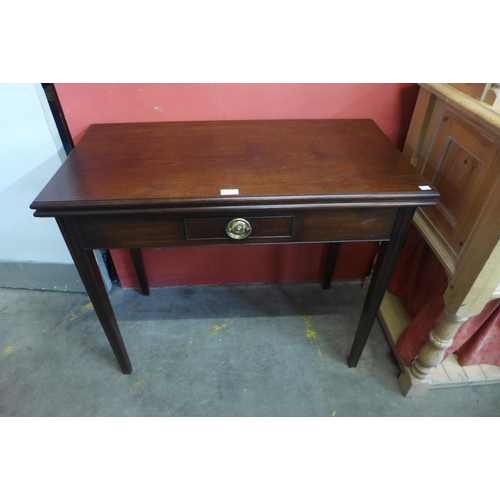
left=31, top=119, right=438, bottom=215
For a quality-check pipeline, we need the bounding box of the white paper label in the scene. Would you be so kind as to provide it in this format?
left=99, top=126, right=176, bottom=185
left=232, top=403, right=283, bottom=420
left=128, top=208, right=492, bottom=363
left=419, top=185, right=432, bottom=191
left=220, top=189, right=239, bottom=195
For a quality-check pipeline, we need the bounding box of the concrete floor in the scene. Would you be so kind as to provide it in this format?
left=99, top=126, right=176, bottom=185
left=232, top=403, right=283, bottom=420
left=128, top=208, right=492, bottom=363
left=1, top=281, right=499, bottom=417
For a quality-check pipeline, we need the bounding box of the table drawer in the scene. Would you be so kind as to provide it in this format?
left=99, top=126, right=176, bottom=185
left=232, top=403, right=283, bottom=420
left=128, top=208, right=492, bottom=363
left=74, top=207, right=397, bottom=249
left=185, top=216, right=293, bottom=241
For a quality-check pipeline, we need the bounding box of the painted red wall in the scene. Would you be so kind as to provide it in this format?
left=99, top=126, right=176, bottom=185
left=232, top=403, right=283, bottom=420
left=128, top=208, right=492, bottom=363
left=54, top=83, right=419, bottom=288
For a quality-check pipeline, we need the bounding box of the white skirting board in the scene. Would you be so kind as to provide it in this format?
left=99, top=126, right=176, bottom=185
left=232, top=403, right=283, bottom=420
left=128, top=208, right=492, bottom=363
left=364, top=278, right=500, bottom=390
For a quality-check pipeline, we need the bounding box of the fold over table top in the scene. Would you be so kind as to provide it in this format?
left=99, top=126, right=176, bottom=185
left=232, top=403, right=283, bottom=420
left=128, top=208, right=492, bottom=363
left=31, top=119, right=438, bottom=215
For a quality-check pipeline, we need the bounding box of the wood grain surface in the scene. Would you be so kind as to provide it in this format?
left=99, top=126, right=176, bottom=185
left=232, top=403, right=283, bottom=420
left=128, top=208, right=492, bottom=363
left=31, top=119, right=437, bottom=214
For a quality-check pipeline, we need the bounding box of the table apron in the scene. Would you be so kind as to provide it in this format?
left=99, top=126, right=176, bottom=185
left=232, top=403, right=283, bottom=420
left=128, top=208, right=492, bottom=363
left=73, top=207, right=398, bottom=249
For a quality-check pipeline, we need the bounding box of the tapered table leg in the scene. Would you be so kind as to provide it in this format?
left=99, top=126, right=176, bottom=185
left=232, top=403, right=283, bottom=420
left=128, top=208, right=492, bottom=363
left=57, top=217, right=132, bottom=374
left=322, top=242, right=341, bottom=289
left=130, top=248, right=150, bottom=296
left=347, top=207, right=415, bottom=367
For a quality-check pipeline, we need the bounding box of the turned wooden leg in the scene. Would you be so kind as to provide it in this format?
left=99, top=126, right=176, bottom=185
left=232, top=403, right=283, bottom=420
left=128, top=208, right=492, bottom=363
left=348, top=207, right=415, bottom=367
left=322, top=242, right=341, bottom=289
left=410, top=307, right=468, bottom=381
left=398, top=305, right=468, bottom=396
left=57, top=217, right=132, bottom=374
left=130, top=248, right=150, bottom=295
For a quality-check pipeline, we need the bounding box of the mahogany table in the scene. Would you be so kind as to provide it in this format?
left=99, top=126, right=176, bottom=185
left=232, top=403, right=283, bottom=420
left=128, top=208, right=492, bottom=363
left=31, top=119, right=438, bottom=374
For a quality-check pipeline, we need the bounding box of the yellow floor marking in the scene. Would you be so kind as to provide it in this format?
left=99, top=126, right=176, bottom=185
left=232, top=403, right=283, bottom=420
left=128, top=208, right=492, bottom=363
left=44, top=290, right=116, bottom=333
left=129, top=380, right=145, bottom=395
left=302, top=315, right=322, bottom=356
left=208, top=323, right=227, bottom=337
left=66, top=312, right=78, bottom=322
left=3, top=346, right=15, bottom=356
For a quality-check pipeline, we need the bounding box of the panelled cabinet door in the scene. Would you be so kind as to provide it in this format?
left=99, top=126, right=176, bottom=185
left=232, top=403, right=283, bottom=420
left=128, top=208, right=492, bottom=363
left=418, top=105, right=500, bottom=263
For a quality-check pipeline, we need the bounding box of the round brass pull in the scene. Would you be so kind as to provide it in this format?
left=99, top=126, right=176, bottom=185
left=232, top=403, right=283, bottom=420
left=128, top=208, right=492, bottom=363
left=226, top=218, right=252, bottom=240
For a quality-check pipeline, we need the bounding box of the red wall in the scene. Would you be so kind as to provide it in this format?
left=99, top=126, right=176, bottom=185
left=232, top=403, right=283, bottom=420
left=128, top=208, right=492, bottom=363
left=54, top=83, right=419, bottom=288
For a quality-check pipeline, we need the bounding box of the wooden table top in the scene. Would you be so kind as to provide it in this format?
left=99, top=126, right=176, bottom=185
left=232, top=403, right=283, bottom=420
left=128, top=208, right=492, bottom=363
left=31, top=119, right=438, bottom=214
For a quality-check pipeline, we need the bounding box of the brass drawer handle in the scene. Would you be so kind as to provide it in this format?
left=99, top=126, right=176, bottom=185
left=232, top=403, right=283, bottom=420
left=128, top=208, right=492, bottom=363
left=226, top=218, right=252, bottom=239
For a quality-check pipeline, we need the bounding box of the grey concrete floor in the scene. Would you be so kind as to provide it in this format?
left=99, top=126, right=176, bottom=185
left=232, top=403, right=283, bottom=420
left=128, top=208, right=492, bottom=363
left=1, top=281, right=499, bottom=416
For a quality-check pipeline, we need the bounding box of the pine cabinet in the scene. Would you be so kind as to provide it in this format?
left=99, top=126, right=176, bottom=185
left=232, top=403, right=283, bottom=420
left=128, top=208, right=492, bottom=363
left=377, top=83, right=500, bottom=396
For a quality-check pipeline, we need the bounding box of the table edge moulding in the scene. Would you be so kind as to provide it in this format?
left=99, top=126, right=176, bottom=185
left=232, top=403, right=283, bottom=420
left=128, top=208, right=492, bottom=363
left=31, top=119, right=438, bottom=380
